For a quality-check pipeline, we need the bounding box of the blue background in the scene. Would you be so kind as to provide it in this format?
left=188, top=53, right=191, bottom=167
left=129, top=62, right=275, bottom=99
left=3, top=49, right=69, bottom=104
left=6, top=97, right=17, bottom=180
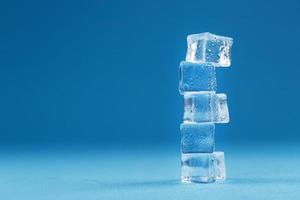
left=1, top=0, right=300, bottom=199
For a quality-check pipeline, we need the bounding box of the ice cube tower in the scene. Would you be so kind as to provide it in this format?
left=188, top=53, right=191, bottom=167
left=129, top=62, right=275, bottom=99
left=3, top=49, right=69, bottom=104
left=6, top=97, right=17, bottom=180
left=179, top=32, right=233, bottom=183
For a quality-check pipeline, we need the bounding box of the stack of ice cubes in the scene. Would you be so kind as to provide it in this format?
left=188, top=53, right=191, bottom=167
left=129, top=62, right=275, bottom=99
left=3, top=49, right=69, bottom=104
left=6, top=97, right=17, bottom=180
left=179, top=32, right=233, bottom=183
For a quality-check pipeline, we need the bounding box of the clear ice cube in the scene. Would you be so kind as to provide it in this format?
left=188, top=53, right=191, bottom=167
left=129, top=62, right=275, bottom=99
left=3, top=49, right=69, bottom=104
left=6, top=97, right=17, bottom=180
left=184, top=92, right=229, bottom=123
left=180, top=122, right=215, bottom=153
left=184, top=92, right=218, bottom=122
left=186, top=32, right=233, bottom=67
left=179, top=61, right=216, bottom=93
left=181, top=152, right=226, bottom=183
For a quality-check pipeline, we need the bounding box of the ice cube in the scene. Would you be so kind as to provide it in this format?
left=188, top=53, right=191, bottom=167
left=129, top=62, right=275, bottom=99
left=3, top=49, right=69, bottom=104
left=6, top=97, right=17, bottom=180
left=183, top=92, right=229, bottom=123
left=186, top=32, right=233, bottom=67
left=181, top=152, right=226, bottom=183
left=180, top=122, right=215, bottom=153
left=179, top=61, right=216, bottom=94
left=184, top=92, right=218, bottom=123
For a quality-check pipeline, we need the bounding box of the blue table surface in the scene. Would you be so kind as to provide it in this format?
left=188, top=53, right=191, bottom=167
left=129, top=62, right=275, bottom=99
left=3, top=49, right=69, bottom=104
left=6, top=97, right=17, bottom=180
left=1, top=144, right=299, bottom=200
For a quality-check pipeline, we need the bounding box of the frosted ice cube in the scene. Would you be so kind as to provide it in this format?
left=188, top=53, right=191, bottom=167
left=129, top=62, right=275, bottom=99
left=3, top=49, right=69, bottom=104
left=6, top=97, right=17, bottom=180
left=179, top=61, right=216, bottom=94
left=186, top=32, right=233, bottom=67
left=184, top=92, right=229, bottom=123
left=181, top=152, right=226, bottom=183
left=180, top=122, right=215, bottom=153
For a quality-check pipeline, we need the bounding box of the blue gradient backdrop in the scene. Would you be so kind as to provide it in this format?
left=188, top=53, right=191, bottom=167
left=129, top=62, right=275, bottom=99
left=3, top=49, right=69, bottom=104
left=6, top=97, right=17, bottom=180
left=1, top=1, right=300, bottom=148
left=1, top=1, right=300, bottom=199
